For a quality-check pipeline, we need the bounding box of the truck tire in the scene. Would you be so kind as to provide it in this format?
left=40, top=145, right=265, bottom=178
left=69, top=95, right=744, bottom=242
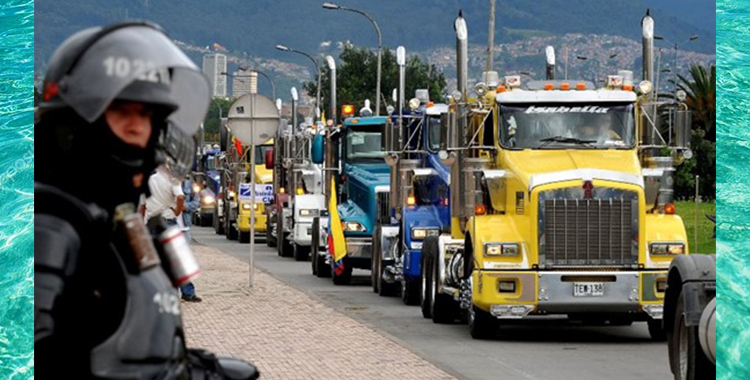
left=293, top=243, right=310, bottom=261
left=428, top=237, right=456, bottom=324
left=239, top=231, right=250, bottom=244
left=279, top=235, right=293, bottom=257
left=332, top=258, right=352, bottom=285
left=227, top=224, right=238, bottom=241
left=402, top=278, right=420, bottom=305
left=266, top=216, right=276, bottom=247
left=648, top=318, right=667, bottom=341
left=420, top=249, right=433, bottom=319
left=469, top=306, right=496, bottom=340
left=669, top=293, right=714, bottom=380
left=371, top=225, right=397, bottom=296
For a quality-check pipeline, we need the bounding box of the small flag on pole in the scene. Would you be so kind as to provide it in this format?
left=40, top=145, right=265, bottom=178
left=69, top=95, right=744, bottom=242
left=327, top=178, right=347, bottom=275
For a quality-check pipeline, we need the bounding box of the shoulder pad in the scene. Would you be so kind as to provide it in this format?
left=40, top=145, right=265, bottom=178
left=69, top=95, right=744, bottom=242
left=35, top=214, right=81, bottom=276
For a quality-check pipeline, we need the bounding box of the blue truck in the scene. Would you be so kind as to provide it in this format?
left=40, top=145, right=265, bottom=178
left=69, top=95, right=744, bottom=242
left=322, top=111, right=391, bottom=285
left=372, top=95, right=451, bottom=306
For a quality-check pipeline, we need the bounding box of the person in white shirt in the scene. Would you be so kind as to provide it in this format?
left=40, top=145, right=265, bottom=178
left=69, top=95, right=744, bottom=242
left=146, top=167, right=202, bottom=302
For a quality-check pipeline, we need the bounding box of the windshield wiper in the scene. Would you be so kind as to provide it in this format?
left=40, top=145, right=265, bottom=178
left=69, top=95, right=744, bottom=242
left=538, top=136, right=596, bottom=148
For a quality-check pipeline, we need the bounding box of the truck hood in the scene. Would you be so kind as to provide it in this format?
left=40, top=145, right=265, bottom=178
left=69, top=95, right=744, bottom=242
left=255, top=164, right=273, bottom=184
left=340, top=163, right=391, bottom=234
left=502, top=149, right=642, bottom=190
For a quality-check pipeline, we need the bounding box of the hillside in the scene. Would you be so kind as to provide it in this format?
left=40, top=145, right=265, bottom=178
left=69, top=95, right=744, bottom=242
left=35, top=0, right=715, bottom=74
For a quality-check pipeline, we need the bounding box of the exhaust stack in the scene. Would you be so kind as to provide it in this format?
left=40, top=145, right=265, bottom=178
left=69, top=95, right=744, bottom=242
left=545, top=46, right=555, bottom=80
left=641, top=10, right=654, bottom=93
left=455, top=11, right=469, bottom=98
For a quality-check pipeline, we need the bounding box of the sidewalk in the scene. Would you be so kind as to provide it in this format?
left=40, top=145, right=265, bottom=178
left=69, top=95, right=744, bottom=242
left=182, top=245, right=456, bottom=380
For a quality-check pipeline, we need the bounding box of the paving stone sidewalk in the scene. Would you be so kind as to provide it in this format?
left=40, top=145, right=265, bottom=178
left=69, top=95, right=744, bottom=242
left=182, top=245, right=456, bottom=380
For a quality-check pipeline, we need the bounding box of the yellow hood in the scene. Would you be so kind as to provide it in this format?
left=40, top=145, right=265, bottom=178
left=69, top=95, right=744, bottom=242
left=501, top=149, right=642, bottom=187
left=255, top=164, right=273, bottom=184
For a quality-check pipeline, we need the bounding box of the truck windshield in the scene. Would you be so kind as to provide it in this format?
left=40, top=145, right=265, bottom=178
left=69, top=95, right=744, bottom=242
left=345, top=127, right=385, bottom=160
left=427, top=116, right=442, bottom=151
left=255, top=145, right=272, bottom=164
left=499, top=103, right=635, bottom=149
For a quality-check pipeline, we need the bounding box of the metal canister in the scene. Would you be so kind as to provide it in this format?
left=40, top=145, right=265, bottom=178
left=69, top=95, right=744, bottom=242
left=159, top=226, right=201, bottom=286
left=122, top=213, right=161, bottom=270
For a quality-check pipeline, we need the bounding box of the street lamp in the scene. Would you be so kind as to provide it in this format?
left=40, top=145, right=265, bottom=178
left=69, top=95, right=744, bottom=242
left=322, top=2, right=383, bottom=116
left=276, top=44, right=321, bottom=119
left=655, top=34, right=698, bottom=94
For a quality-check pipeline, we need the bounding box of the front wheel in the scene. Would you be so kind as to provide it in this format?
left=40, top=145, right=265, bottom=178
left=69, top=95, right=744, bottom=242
left=402, top=277, right=420, bottom=306
left=468, top=306, right=496, bottom=340
left=648, top=318, right=667, bottom=341
left=331, top=258, right=352, bottom=285
left=668, top=293, right=714, bottom=380
left=293, top=243, right=310, bottom=261
left=420, top=249, right=433, bottom=319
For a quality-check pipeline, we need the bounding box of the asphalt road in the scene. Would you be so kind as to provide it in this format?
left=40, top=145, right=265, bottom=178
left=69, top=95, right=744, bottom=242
left=193, top=226, right=673, bottom=380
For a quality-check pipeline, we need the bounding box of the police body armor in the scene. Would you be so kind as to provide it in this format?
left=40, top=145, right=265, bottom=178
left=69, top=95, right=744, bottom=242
left=35, top=182, right=190, bottom=379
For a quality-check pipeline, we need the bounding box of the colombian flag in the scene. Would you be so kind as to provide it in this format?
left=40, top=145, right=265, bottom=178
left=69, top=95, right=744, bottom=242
left=327, top=178, right=347, bottom=275
left=232, top=135, right=243, bottom=157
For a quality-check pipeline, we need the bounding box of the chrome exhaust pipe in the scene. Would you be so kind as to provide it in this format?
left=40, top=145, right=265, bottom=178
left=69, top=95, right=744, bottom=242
left=545, top=46, right=555, bottom=80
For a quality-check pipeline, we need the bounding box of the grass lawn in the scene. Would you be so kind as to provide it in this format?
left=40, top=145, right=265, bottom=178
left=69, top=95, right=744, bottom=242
left=675, top=201, right=716, bottom=254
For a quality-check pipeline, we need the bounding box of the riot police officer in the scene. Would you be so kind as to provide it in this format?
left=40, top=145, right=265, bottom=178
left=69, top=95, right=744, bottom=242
left=35, top=21, right=258, bottom=379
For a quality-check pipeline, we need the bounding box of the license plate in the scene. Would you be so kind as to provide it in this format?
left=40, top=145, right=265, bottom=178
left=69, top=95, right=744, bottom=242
left=573, top=282, right=604, bottom=297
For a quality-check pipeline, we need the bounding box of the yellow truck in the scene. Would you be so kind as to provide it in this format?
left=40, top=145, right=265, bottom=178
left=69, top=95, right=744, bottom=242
left=420, top=12, right=691, bottom=340
left=236, top=141, right=274, bottom=243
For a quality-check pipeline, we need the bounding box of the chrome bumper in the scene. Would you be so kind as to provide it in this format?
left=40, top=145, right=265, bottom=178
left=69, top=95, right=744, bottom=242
left=345, top=237, right=372, bottom=259
left=537, top=271, right=641, bottom=314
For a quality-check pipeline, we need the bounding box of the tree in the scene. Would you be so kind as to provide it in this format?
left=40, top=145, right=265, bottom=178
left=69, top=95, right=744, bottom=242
left=304, top=46, right=446, bottom=119
left=672, top=64, right=716, bottom=200
left=203, top=97, right=232, bottom=135
left=677, top=64, right=715, bottom=142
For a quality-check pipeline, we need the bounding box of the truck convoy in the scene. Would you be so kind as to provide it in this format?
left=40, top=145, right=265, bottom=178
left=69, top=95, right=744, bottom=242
left=193, top=146, right=220, bottom=227
left=416, top=11, right=692, bottom=340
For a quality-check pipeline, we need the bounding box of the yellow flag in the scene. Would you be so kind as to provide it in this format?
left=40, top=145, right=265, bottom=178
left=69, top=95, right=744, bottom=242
left=328, top=177, right=347, bottom=263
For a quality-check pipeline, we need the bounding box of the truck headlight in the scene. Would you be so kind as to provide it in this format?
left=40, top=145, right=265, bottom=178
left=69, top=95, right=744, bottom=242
left=342, top=221, right=366, bottom=232
left=299, top=209, right=319, bottom=217
left=242, top=203, right=259, bottom=210
left=202, top=195, right=215, bottom=205
left=484, top=243, right=519, bottom=257
left=649, top=242, right=684, bottom=255
left=228, top=191, right=236, bottom=200
left=411, top=228, right=439, bottom=240
left=193, top=184, right=201, bottom=193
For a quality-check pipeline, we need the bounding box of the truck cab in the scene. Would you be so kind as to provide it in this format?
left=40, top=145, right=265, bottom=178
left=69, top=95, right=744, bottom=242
left=423, top=12, right=691, bottom=340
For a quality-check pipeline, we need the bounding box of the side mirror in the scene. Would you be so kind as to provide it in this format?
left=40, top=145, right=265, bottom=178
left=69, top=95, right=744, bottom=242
left=311, top=134, right=324, bottom=164
left=265, top=148, right=274, bottom=170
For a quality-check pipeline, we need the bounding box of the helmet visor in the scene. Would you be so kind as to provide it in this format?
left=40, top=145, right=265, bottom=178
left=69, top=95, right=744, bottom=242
left=58, top=25, right=209, bottom=135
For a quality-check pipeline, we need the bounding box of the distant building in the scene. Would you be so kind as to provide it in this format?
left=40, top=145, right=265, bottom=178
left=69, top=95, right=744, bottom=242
left=202, top=53, right=227, bottom=98
left=232, top=70, right=258, bottom=98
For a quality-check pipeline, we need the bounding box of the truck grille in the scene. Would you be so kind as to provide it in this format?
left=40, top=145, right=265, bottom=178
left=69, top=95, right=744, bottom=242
left=377, top=191, right=390, bottom=223
left=538, top=189, right=638, bottom=268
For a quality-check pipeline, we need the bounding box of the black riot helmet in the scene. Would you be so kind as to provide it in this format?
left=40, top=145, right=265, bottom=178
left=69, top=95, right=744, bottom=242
left=36, top=21, right=210, bottom=217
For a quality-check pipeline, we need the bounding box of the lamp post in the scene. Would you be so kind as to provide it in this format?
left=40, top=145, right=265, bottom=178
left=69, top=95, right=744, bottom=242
left=323, top=2, right=382, bottom=116
left=655, top=34, right=698, bottom=94
left=276, top=44, right=321, bottom=120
